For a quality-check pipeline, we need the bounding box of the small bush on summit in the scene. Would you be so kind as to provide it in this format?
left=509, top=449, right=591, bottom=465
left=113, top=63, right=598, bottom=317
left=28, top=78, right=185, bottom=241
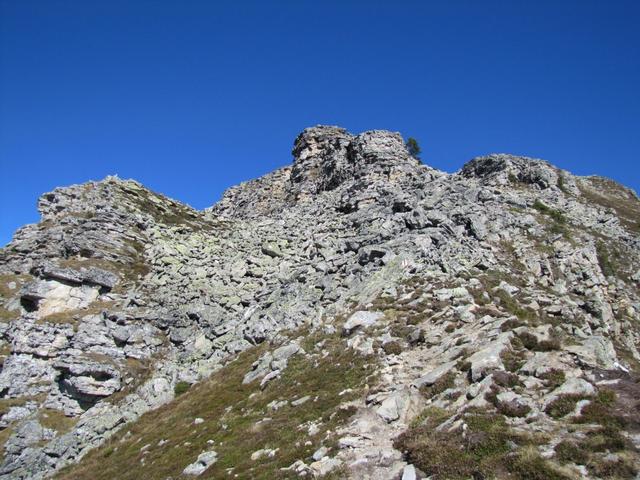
left=405, top=137, right=422, bottom=160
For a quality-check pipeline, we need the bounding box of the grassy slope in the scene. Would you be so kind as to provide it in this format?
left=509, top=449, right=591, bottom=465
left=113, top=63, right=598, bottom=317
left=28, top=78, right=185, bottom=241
left=56, top=329, right=375, bottom=480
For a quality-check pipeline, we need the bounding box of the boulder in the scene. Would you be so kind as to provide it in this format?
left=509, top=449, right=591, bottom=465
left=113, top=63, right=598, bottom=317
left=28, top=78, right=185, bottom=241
left=342, top=311, right=384, bottom=336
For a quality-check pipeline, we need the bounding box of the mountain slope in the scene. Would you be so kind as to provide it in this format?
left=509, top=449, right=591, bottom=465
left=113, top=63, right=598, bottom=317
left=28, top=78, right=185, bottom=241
left=0, top=126, right=639, bottom=479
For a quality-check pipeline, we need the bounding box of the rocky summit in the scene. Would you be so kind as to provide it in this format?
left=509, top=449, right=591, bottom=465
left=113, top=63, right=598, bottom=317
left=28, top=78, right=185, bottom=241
left=0, top=126, right=639, bottom=480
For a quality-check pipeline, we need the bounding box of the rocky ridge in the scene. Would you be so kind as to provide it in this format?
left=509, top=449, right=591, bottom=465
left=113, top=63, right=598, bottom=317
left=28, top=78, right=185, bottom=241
left=0, top=126, right=639, bottom=479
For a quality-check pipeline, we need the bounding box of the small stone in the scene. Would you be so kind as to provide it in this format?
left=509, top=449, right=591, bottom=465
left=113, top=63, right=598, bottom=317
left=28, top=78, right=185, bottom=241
left=312, top=446, right=329, bottom=461
left=402, top=464, right=417, bottom=480
left=291, top=396, right=310, bottom=407
left=183, top=450, right=218, bottom=476
left=342, top=311, right=384, bottom=336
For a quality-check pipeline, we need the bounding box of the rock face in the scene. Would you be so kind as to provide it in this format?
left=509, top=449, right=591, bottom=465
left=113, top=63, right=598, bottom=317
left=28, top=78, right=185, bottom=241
left=0, top=125, right=639, bottom=479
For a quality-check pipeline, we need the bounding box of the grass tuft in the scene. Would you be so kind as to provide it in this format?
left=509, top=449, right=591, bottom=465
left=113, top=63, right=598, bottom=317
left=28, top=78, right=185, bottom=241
left=173, top=381, right=191, bottom=396
left=544, top=394, right=588, bottom=419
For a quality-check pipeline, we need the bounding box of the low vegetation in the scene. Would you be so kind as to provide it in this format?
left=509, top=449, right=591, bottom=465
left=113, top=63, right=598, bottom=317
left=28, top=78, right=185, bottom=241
left=532, top=199, right=570, bottom=237
left=173, top=381, right=191, bottom=396
left=121, top=183, right=219, bottom=232
left=500, top=345, right=527, bottom=373
left=577, top=176, right=640, bottom=232
left=395, top=409, right=566, bottom=479
left=39, top=409, right=78, bottom=436
left=38, top=300, right=115, bottom=327
left=544, top=394, right=588, bottom=419
left=0, top=273, right=32, bottom=322
left=532, top=200, right=566, bottom=225
left=420, top=371, right=456, bottom=399
left=538, top=369, right=566, bottom=390
left=517, top=330, right=561, bottom=352
left=547, top=386, right=639, bottom=478
left=56, top=328, right=376, bottom=480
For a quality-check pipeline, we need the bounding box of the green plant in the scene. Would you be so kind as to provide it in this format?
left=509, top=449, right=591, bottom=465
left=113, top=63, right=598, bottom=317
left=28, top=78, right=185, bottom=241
left=596, top=241, right=616, bottom=277
left=580, top=426, right=629, bottom=452
left=420, top=371, right=456, bottom=399
left=405, top=137, right=422, bottom=160
left=532, top=199, right=569, bottom=237
left=500, top=347, right=526, bottom=373
left=500, top=318, right=524, bottom=332
left=554, top=440, right=588, bottom=465
left=409, top=406, right=450, bottom=428
left=395, top=410, right=555, bottom=479
left=517, top=331, right=561, bottom=352
left=557, top=174, right=569, bottom=194
left=573, top=388, right=624, bottom=431
left=545, top=394, right=588, bottom=418
left=456, top=359, right=472, bottom=372
left=56, top=328, right=376, bottom=480
left=498, top=400, right=531, bottom=418
left=492, top=370, right=522, bottom=388
left=589, top=456, right=638, bottom=479
left=538, top=369, right=565, bottom=390
left=493, top=290, right=536, bottom=322
left=173, top=381, right=191, bottom=396
left=595, top=388, right=616, bottom=406
left=532, top=200, right=566, bottom=224
left=485, top=386, right=530, bottom=417
left=506, top=446, right=570, bottom=480
left=382, top=340, right=403, bottom=355
left=518, top=332, right=540, bottom=350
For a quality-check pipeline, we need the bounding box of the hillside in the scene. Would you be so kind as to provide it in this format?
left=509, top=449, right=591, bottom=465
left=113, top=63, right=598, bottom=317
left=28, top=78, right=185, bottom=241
left=0, top=126, right=639, bottom=479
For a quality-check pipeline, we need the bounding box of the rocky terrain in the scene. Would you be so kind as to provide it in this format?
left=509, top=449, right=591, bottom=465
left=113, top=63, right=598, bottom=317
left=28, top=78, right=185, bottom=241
left=0, top=125, right=639, bottom=479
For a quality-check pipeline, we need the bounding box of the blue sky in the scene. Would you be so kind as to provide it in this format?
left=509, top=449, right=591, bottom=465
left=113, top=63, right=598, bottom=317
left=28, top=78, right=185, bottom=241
left=1, top=1, right=639, bottom=246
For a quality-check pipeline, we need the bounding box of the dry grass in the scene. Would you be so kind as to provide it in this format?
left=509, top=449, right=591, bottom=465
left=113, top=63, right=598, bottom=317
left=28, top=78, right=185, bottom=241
left=106, top=356, right=157, bottom=405
left=58, top=255, right=148, bottom=291
left=0, top=397, right=33, bottom=417
left=0, top=427, right=13, bottom=463
left=578, top=176, right=640, bottom=232
left=0, top=273, right=31, bottom=299
left=0, top=308, right=18, bottom=323
left=0, top=273, right=32, bottom=323
left=39, top=409, right=78, bottom=435
left=38, top=300, right=115, bottom=326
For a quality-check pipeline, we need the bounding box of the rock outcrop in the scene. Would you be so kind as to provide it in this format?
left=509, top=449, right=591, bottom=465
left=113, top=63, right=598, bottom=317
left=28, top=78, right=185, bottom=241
left=0, top=125, right=639, bottom=479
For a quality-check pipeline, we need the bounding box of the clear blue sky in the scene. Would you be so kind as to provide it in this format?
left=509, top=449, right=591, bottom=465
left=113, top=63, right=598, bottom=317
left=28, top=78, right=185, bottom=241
left=1, top=1, right=639, bottom=246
